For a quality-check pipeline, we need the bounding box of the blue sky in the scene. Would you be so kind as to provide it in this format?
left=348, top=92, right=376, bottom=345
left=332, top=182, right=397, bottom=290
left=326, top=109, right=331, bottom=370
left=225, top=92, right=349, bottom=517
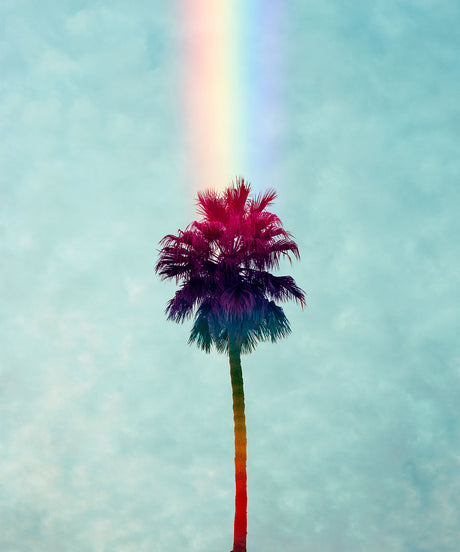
left=1, top=1, right=460, bottom=551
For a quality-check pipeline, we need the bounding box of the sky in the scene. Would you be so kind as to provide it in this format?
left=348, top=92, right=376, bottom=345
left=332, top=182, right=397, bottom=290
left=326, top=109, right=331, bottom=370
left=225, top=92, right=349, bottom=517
left=1, top=1, right=460, bottom=551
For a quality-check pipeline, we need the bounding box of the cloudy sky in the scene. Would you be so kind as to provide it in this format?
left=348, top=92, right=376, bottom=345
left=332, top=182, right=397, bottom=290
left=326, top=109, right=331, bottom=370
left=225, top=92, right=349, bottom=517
left=1, top=1, right=460, bottom=551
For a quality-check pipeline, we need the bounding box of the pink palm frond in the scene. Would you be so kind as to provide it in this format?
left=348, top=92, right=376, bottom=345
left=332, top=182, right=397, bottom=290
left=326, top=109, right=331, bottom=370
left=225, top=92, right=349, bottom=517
left=249, top=188, right=278, bottom=213
left=196, top=189, right=229, bottom=223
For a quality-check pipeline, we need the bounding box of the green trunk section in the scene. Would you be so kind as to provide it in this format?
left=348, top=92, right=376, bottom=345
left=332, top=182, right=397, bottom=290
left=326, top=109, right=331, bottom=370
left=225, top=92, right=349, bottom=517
left=229, top=338, right=247, bottom=552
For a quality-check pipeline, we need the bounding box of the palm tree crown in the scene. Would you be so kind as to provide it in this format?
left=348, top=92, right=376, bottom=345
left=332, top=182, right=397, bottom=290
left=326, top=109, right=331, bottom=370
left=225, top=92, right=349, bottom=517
left=155, top=178, right=305, bottom=353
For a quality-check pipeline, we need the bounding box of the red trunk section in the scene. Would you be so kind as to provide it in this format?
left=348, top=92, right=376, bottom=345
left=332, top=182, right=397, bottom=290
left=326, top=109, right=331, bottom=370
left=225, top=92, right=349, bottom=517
left=230, top=341, right=247, bottom=552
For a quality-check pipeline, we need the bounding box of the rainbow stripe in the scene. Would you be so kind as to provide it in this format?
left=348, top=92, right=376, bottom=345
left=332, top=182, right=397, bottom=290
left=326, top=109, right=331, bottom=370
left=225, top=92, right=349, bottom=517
left=180, top=1, right=286, bottom=196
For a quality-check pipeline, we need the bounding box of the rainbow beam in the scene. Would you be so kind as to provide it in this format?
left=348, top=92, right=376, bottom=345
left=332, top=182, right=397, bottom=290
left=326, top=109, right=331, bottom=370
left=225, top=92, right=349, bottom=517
left=179, top=4, right=286, bottom=550
left=180, top=0, right=286, bottom=196
left=181, top=1, right=239, bottom=194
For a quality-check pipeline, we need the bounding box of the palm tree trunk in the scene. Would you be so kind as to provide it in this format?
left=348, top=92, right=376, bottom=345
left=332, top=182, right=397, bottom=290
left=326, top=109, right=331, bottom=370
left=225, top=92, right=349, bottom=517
left=229, top=338, right=247, bottom=552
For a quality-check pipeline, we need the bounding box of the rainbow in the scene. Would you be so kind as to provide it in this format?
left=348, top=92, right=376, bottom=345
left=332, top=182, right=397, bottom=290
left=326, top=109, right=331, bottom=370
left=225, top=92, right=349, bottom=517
left=180, top=0, right=286, bottom=196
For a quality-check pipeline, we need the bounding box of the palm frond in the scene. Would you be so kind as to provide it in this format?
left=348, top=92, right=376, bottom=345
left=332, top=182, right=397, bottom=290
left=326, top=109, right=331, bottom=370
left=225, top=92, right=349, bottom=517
left=225, top=178, right=251, bottom=216
left=245, top=270, right=306, bottom=307
left=188, top=304, right=213, bottom=353
left=249, top=188, right=278, bottom=213
left=191, top=220, right=225, bottom=242
left=263, top=301, right=292, bottom=342
left=268, top=238, right=301, bottom=264
left=220, top=282, right=257, bottom=318
left=165, top=278, right=209, bottom=322
left=196, top=189, right=229, bottom=223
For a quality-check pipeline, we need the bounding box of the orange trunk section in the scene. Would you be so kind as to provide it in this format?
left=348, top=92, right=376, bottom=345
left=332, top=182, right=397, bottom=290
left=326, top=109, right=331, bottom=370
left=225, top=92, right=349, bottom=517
left=229, top=341, right=247, bottom=552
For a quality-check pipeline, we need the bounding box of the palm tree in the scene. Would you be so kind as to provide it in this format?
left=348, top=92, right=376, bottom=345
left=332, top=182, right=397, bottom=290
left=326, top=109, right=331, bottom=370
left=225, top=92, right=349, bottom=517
left=155, top=178, right=305, bottom=552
